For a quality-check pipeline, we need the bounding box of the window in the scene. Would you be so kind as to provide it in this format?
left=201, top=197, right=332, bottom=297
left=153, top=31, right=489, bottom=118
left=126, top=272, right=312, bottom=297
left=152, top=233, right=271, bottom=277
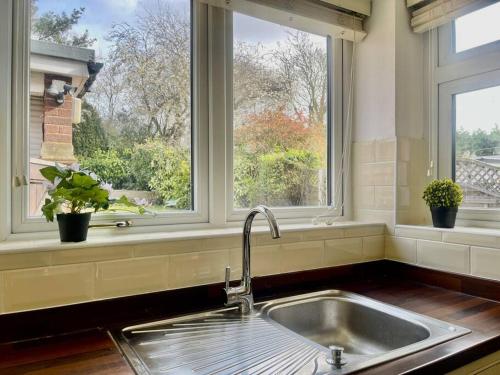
left=455, top=84, right=500, bottom=209
left=9, top=0, right=349, bottom=234
left=13, top=0, right=209, bottom=232
left=435, top=5, right=500, bottom=224
left=229, top=12, right=339, bottom=217
left=455, top=2, right=500, bottom=53
left=28, top=0, right=192, bottom=216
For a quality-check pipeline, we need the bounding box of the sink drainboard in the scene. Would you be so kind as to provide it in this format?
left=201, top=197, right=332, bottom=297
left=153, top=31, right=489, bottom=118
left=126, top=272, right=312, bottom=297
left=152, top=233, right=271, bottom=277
left=111, top=290, right=470, bottom=374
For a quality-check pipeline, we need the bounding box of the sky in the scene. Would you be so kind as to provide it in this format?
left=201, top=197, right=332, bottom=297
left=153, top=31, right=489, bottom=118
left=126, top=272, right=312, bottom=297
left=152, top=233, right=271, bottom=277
left=456, top=85, right=500, bottom=133
left=455, top=2, right=500, bottom=52
left=33, top=0, right=190, bottom=58
left=33, top=1, right=326, bottom=58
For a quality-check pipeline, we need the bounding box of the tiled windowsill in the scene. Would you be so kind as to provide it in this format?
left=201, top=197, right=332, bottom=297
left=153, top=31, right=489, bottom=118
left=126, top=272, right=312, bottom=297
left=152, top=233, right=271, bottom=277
left=0, top=221, right=385, bottom=254
left=395, top=224, right=500, bottom=246
left=392, top=224, right=500, bottom=281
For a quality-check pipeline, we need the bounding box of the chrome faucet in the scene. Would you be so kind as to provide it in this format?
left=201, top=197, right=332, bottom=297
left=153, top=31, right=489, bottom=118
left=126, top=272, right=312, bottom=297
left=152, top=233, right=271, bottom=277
left=224, top=205, right=281, bottom=314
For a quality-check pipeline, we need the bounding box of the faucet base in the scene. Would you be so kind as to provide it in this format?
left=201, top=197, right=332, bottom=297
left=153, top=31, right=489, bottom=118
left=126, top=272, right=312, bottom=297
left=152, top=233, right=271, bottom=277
left=225, top=292, right=254, bottom=314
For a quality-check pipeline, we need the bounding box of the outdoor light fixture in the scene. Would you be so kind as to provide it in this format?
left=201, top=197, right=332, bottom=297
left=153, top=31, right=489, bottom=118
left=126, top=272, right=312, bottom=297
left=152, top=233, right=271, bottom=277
left=46, top=79, right=77, bottom=105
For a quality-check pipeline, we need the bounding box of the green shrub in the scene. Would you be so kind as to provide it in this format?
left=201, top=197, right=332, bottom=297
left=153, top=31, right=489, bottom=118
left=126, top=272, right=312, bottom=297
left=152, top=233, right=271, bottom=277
left=234, top=151, right=260, bottom=208
left=234, top=149, right=321, bottom=207
left=422, top=178, right=463, bottom=208
left=147, top=140, right=191, bottom=209
left=73, top=101, right=109, bottom=157
left=79, top=149, right=131, bottom=189
left=128, top=143, right=156, bottom=191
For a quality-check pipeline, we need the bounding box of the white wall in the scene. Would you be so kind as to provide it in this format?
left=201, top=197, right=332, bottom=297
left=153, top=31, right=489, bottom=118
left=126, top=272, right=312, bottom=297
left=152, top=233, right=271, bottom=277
left=352, top=0, right=428, bottom=227
left=395, top=0, right=425, bottom=139
left=353, top=0, right=396, bottom=141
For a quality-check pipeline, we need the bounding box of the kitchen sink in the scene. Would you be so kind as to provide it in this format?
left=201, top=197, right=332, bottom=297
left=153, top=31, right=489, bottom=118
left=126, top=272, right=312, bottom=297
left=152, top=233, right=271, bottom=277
left=265, top=296, right=430, bottom=355
left=111, top=290, right=470, bottom=374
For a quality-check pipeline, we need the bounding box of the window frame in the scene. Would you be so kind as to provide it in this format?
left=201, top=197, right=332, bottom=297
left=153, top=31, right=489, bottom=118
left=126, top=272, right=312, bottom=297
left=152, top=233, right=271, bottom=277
left=4, top=0, right=350, bottom=238
left=220, top=10, right=345, bottom=222
left=11, top=0, right=210, bottom=234
left=434, top=18, right=500, bottom=227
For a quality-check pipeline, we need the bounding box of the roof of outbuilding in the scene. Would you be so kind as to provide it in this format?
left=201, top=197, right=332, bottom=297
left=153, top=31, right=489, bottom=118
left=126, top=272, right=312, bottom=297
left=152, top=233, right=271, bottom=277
left=30, top=39, right=103, bottom=98
left=31, top=40, right=96, bottom=62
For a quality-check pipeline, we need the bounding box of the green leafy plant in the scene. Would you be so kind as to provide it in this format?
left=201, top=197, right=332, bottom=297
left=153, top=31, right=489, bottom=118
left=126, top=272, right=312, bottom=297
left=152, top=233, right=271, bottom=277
left=40, top=164, right=145, bottom=222
left=422, top=178, right=463, bottom=208
left=234, top=149, right=321, bottom=208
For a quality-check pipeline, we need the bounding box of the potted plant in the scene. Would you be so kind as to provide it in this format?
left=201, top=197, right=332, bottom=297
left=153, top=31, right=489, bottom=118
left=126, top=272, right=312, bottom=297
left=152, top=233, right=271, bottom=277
left=422, top=178, right=463, bottom=228
left=40, top=164, right=145, bottom=242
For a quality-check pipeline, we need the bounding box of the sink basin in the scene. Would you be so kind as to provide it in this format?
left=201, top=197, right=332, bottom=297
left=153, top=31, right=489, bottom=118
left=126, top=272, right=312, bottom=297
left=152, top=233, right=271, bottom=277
left=265, top=296, right=430, bottom=355
left=112, top=290, right=470, bottom=374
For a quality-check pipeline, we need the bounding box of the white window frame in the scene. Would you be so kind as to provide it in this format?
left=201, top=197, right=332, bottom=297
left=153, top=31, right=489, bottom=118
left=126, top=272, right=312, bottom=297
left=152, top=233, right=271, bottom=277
left=433, top=17, right=500, bottom=227
left=10, top=0, right=210, bottom=233
left=2, top=0, right=349, bottom=238
left=211, top=8, right=346, bottom=222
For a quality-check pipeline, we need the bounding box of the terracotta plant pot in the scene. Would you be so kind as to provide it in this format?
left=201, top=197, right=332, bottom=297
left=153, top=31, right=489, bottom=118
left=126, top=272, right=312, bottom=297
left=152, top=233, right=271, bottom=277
left=430, top=207, right=458, bottom=229
left=56, top=213, right=91, bottom=242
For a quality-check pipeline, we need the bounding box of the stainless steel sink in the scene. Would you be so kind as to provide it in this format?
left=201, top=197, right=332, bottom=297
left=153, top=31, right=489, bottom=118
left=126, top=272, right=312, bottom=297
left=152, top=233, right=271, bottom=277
left=265, top=295, right=431, bottom=355
left=112, top=290, right=470, bottom=374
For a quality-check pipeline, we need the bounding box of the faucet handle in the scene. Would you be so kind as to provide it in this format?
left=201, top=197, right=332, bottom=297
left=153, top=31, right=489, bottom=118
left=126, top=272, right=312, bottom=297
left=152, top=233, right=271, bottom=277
left=224, top=266, right=231, bottom=291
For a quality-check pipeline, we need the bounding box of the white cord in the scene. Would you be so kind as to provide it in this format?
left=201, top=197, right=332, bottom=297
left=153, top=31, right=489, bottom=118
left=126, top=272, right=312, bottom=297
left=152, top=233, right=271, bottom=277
left=314, top=33, right=357, bottom=225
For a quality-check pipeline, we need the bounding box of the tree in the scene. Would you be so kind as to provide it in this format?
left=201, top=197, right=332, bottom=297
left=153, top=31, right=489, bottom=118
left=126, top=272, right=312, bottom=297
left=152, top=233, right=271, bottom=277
left=233, top=42, right=287, bottom=124
left=234, top=109, right=310, bottom=154
left=233, top=109, right=325, bottom=208
left=456, top=125, right=500, bottom=157
left=31, top=1, right=96, bottom=47
left=273, top=31, right=328, bottom=125
left=73, top=101, right=109, bottom=157
left=234, top=149, right=321, bottom=208
left=99, top=2, right=191, bottom=145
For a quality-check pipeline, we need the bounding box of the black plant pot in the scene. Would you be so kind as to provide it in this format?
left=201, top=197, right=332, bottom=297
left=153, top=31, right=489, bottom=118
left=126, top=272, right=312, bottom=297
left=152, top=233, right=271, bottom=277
left=430, top=207, right=458, bottom=229
left=56, top=213, right=91, bottom=242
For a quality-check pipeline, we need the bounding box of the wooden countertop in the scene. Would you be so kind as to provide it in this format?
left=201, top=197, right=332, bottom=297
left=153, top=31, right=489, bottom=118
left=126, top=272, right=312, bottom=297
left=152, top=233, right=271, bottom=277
left=0, top=266, right=499, bottom=374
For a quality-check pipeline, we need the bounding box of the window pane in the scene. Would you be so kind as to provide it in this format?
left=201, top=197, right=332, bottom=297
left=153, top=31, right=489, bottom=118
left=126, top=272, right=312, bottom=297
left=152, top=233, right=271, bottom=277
left=455, top=2, right=500, bottom=53
left=232, top=13, right=328, bottom=209
left=29, top=0, right=192, bottom=217
left=455, top=84, right=500, bottom=208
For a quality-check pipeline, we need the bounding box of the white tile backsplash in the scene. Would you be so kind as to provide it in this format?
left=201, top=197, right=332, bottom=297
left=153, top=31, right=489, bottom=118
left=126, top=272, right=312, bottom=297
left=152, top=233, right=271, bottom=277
left=280, top=241, right=324, bottom=273
left=391, top=225, right=500, bottom=281
left=3, top=264, right=95, bottom=312
left=4, top=222, right=500, bottom=314
left=96, top=257, right=168, bottom=298
left=324, top=238, right=363, bottom=266
left=169, top=250, right=229, bottom=289
left=442, top=231, right=498, bottom=248
left=362, top=236, right=385, bottom=260
left=385, top=236, right=417, bottom=263
left=471, top=246, right=500, bottom=281
left=417, top=240, right=469, bottom=274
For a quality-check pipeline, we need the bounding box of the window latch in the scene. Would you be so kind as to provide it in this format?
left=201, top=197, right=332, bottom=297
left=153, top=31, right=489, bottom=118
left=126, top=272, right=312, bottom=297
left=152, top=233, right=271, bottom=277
left=13, top=175, right=28, bottom=187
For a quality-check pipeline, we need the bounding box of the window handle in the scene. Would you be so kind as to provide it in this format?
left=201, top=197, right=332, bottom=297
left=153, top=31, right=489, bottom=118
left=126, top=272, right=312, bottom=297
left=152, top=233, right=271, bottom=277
left=88, top=220, right=132, bottom=229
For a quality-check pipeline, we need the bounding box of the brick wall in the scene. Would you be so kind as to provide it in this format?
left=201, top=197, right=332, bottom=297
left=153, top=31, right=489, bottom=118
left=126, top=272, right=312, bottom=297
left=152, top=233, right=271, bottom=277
left=40, top=74, right=75, bottom=163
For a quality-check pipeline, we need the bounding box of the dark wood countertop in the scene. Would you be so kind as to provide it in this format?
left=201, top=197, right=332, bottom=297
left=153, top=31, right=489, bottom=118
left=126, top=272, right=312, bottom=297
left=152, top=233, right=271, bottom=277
left=1, top=262, right=499, bottom=374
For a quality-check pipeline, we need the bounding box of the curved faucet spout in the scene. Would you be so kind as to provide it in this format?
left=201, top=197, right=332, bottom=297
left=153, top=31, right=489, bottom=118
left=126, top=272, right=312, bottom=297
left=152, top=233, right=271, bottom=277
left=225, top=205, right=280, bottom=314
left=244, top=205, right=281, bottom=240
